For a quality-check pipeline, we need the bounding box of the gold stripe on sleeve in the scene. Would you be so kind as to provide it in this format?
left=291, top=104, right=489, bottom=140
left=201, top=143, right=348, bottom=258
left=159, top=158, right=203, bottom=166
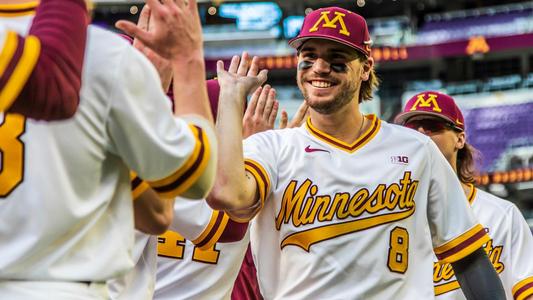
left=192, top=210, right=220, bottom=245
left=148, top=124, right=211, bottom=198
left=434, top=224, right=490, bottom=263
left=0, top=31, right=17, bottom=76
left=196, top=213, right=229, bottom=251
left=244, top=159, right=271, bottom=210
left=0, top=34, right=40, bottom=112
left=513, top=276, right=533, bottom=300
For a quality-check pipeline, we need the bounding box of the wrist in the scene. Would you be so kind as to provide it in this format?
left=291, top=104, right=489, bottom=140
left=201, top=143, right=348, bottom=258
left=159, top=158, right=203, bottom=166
left=170, top=50, right=204, bottom=68
left=219, top=87, right=247, bottom=105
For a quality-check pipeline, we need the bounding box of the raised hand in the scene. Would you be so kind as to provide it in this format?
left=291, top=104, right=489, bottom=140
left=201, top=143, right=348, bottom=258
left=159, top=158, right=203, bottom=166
left=243, top=85, right=279, bottom=138
left=279, top=101, right=309, bottom=129
left=132, top=5, right=172, bottom=91
left=216, top=52, right=268, bottom=99
left=116, top=0, right=204, bottom=60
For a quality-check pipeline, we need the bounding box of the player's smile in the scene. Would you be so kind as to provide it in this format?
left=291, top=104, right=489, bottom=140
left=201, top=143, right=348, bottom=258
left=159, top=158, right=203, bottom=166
left=305, top=77, right=339, bottom=94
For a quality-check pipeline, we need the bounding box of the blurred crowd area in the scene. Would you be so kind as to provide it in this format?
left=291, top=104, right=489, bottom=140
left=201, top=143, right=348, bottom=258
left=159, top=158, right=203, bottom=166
left=92, top=0, right=533, bottom=228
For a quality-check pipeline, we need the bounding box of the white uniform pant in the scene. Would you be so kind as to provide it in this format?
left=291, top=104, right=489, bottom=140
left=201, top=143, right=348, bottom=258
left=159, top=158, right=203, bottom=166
left=0, top=280, right=108, bottom=300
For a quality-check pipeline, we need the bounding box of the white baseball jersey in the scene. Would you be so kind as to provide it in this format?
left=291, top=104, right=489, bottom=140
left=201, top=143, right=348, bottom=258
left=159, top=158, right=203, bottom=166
left=155, top=198, right=249, bottom=300
left=434, top=184, right=533, bottom=300
left=242, top=115, right=489, bottom=299
left=0, top=12, right=212, bottom=284
left=107, top=194, right=249, bottom=300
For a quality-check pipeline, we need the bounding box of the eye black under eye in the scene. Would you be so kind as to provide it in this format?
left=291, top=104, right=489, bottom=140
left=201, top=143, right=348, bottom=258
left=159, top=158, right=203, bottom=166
left=298, top=61, right=313, bottom=70
left=330, top=63, right=348, bottom=73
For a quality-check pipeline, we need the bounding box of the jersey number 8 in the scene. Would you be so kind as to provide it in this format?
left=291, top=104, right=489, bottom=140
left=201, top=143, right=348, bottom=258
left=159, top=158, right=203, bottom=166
left=387, top=226, right=409, bottom=273
left=0, top=114, right=26, bottom=198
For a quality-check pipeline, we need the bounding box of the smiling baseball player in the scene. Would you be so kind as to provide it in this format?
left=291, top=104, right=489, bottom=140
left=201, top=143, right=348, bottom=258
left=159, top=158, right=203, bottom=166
left=208, top=7, right=506, bottom=299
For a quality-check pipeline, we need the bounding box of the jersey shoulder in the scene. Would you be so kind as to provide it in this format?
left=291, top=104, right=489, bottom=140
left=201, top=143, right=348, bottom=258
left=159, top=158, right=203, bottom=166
left=474, top=188, right=517, bottom=214
left=244, top=127, right=304, bottom=146
left=379, top=120, right=432, bottom=145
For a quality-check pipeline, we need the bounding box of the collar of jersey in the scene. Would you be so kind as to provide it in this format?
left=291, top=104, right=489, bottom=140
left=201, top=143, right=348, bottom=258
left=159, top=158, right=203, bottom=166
left=305, top=114, right=381, bottom=153
left=0, top=2, right=38, bottom=17
left=467, top=183, right=477, bottom=205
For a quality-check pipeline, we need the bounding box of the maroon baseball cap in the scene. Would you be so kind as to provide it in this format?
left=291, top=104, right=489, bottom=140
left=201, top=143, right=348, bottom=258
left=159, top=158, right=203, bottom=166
left=288, top=7, right=372, bottom=57
left=394, top=91, right=465, bottom=131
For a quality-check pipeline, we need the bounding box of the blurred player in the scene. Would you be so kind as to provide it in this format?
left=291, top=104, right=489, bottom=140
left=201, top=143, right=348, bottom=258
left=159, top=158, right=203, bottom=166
left=0, top=0, right=88, bottom=119
left=208, top=7, right=506, bottom=299
left=0, top=0, right=216, bottom=299
left=395, top=91, right=533, bottom=300
left=156, top=75, right=279, bottom=300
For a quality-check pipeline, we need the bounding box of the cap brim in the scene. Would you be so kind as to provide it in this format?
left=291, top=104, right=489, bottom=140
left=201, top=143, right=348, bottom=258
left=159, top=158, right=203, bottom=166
left=289, top=35, right=369, bottom=57
left=394, top=111, right=456, bottom=126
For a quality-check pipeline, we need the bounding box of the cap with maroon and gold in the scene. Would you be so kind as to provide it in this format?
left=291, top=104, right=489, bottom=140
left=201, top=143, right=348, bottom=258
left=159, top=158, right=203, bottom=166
left=288, top=6, right=372, bottom=57
left=395, top=91, right=465, bottom=131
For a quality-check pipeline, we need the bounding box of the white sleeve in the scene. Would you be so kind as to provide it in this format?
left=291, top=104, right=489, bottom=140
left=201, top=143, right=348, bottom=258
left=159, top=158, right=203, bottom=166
left=242, top=131, right=279, bottom=210
left=106, top=46, right=213, bottom=198
left=425, top=140, right=489, bottom=263
left=509, top=204, right=533, bottom=299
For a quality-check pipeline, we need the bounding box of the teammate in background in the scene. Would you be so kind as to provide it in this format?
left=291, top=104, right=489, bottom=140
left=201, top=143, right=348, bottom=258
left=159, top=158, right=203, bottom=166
left=0, top=0, right=216, bottom=299
left=208, top=7, right=506, bottom=299
left=0, top=0, right=88, bottom=119
left=395, top=91, right=533, bottom=300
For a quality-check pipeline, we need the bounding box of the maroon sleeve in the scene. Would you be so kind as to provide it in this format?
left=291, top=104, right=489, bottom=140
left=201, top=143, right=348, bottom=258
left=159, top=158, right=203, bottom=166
left=6, top=0, right=88, bottom=120
left=231, top=244, right=263, bottom=300
left=218, top=218, right=249, bottom=243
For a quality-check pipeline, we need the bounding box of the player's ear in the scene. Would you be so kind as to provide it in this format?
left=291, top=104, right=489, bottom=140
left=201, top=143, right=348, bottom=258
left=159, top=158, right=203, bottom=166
left=360, top=56, right=374, bottom=81
left=455, top=131, right=466, bottom=150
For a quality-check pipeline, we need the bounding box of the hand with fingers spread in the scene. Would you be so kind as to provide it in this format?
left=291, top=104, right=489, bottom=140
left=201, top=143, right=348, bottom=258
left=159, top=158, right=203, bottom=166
left=116, top=0, right=204, bottom=61
left=216, top=52, right=268, bottom=100
left=132, top=5, right=173, bottom=91
left=243, top=85, right=279, bottom=138
left=278, top=101, right=309, bottom=129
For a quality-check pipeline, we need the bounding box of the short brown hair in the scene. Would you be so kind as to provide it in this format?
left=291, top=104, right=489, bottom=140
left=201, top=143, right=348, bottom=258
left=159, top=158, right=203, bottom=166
left=457, top=142, right=479, bottom=184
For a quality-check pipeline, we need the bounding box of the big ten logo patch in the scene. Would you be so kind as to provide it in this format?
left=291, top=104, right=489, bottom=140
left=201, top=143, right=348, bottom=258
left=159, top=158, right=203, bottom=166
left=391, top=155, right=409, bottom=165
left=309, top=11, right=351, bottom=37
left=409, top=93, right=442, bottom=112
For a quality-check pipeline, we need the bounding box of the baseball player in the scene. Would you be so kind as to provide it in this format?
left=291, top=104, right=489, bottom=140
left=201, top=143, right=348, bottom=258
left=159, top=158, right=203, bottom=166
left=0, top=0, right=88, bottom=119
left=109, top=59, right=274, bottom=299
left=156, top=74, right=282, bottom=300
left=0, top=0, right=216, bottom=298
left=395, top=91, right=533, bottom=300
left=208, top=7, right=506, bottom=299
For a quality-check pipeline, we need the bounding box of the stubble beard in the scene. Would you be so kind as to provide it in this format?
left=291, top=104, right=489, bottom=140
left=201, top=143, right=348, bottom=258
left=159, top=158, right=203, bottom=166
left=299, top=80, right=358, bottom=115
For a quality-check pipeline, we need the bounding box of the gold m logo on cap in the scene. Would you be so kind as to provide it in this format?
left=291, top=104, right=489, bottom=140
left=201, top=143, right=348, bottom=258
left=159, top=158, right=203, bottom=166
left=309, top=11, right=350, bottom=37
left=410, top=93, right=442, bottom=112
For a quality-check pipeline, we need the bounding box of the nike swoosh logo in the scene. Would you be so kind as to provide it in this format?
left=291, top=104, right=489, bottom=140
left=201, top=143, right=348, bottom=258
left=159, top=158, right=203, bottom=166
left=305, top=145, right=330, bottom=153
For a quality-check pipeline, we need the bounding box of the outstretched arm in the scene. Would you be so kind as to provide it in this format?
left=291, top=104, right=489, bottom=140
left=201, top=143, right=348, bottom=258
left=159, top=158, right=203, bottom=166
left=452, top=247, right=506, bottom=300
left=206, top=53, right=267, bottom=215
left=117, top=0, right=216, bottom=199
left=2, top=0, right=89, bottom=120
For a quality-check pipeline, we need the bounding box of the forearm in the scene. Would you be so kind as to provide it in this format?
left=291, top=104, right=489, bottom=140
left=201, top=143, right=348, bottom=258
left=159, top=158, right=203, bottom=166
left=452, top=247, right=506, bottom=300
left=8, top=0, right=88, bottom=120
left=207, top=88, right=256, bottom=211
left=171, top=55, right=213, bottom=124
